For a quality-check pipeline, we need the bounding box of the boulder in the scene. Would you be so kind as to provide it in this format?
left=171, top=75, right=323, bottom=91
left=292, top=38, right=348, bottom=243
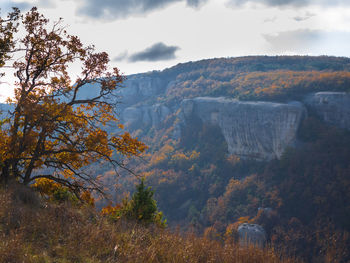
left=238, top=223, right=267, bottom=247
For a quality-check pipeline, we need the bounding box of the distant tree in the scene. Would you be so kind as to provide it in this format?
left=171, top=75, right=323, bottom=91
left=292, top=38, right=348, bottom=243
left=101, top=179, right=166, bottom=226
left=126, top=179, right=166, bottom=226
left=0, top=7, right=146, bottom=195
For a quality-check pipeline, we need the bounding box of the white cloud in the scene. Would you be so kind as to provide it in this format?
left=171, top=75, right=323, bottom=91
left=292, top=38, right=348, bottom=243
left=293, top=11, right=315, bottom=21
left=227, top=0, right=350, bottom=8
left=263, top=29, right=350, bottom=56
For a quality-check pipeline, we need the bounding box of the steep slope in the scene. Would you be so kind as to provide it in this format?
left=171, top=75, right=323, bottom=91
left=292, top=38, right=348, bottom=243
left=179, top=97, right=304, bottom=160
left=112, top=56, right=350, bottom=262
left=116, top=56, right=350, bottom=162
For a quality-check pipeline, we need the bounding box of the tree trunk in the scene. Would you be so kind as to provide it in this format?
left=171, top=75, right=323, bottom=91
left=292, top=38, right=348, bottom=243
left=0, top=162, right=10, bottom=185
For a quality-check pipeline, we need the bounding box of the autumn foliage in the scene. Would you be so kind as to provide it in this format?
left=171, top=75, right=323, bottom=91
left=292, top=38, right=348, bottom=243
left=124, top=112, right=350, bottom=262
left=0, top=8, right=146, bottom=194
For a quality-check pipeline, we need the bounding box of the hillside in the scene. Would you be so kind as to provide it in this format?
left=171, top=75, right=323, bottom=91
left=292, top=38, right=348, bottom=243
left=118, top=55, right=350, bottom=107
left=1, top=55, right=350, bottom=262
left=106, top=56, right=350, bottom=262
left=0, top=183, right=296, bottom=263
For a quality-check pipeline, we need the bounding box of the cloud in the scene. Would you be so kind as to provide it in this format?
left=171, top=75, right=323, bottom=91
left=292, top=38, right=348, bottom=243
left=1, top=0, right=56, bottom=13
left=1, top=1, right=31, bottom=13
left=263, top=29, right=350, bottom=56
left=187, top=0, right=208, bottom=8
left=227, top=0, right=350, bottom=8
left=113, top=51, right=129, bottom=62
left=129, top=42, right=180, bottom=62
left=37, top=0, right=56, bottom=8
left=263, top=16, right=277, bottom=23
left=293, top=11, right=315, bottom=21
left=115, top=42, right=180, bottom=62
left=263, top=29, right=321, bottom=51
left=77, top=0, right=208, bottom=20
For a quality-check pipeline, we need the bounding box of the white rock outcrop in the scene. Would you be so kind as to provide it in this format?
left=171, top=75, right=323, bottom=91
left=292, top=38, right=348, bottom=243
left=238, top=223, right=267, bottom=247
left=120, top=76, right=163, bottom=104
left=180, top=97, right=305, bottom=160
left=122, top=104, right=170, bottom=128
left=304, top=92, right=350, bottom=130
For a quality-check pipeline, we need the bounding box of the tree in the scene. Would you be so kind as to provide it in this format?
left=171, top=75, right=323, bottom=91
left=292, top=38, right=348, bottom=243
left=101, top=179, right=166, bottom=226
left=0, top=7, right=20, bottom=74
left=129, top=179, right=159, bottom=221
left=124, top=179, right=166, bottom=226
left=0, top=7, right=147, bottom=195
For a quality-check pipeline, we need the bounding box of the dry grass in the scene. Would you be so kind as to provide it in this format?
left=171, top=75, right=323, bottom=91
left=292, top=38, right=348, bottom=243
left=0, top=184, right=299, bottom=263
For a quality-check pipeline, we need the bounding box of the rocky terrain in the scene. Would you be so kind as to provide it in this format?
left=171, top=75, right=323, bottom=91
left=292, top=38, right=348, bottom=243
left=178, top=97, right=305, bottom=160
left=119, top=74, right=350, bottom=160
left=304, top=92, right=350, bottom=130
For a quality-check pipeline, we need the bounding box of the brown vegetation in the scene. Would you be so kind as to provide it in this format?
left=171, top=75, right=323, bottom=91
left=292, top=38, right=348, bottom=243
left=121, top=113, right=350, bottom=262
left=0, top=183, right=298, bottom=263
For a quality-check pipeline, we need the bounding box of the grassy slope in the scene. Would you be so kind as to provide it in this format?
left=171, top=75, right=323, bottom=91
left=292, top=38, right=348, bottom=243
left=0, top=183, right=297, bottom=263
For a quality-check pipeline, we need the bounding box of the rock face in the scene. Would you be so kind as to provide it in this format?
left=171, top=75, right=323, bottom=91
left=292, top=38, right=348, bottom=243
left=119, top=76, right=163, bottom=105
left=304, top=92, right=350, bottom=130
left=15, top=65, right=346, bottom=161
left=122, top=104, right=170, bottom=128
left=180, top=97, right=305, bottom=160
left=3, top=88, right=349, bottom=161
left=238, top=223, right=267, bottom=247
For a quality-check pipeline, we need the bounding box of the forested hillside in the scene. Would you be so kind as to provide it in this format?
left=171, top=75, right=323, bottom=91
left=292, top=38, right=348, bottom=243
left=120, top=56, right=350, bottom=105
left=98, top=56, right=350, bottom=262
left=1, top=6, right=349, bottom=263
left=1, top=54, right=350, bottom=262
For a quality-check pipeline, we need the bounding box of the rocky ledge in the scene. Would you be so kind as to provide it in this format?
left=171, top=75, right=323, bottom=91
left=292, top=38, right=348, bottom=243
left=120, top=92, right=350, bottom=160
left=304, top=92, right=350, bottom=130
left=180, top=97, right=305, bottom=160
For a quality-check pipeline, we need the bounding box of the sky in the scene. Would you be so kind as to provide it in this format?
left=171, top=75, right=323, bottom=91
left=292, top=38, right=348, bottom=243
left=1, top=0, right=350, bottom=100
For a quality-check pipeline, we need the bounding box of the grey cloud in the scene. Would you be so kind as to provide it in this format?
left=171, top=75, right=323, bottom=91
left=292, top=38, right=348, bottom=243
left=187, top=0, right=208, bottom=8
left=1, top=0, right=56, bottom=13
left=263, top=16, right=277, bottom=23
left=293, top=11, right=315, bottom=21
left=121, top=42, right=180, bottom=62
left=227, top=0, right=350, bottom=8
left=37, top=0, right=56, bottom=8
left=263, top=29, right=350, bottom=56
left=77, top=0, right=208, bottom=20
left=129, top=42, right=180, bottom=62
left=113, top=51, right=129, bottom=62
left=263, top=29, right=321, bottom=51
left=1, top=1, right=31, bottom=13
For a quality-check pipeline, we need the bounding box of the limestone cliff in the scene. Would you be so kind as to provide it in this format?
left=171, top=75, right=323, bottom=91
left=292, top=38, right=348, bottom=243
left=304, top=92, right=350, bottom=130
left=180, top=97, right=305, bottom=160
left=122, top=104, right=170, bottom=128
left=119, top=89, right=350, bottom=160
left=119, top=75, right=164, bottom=105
